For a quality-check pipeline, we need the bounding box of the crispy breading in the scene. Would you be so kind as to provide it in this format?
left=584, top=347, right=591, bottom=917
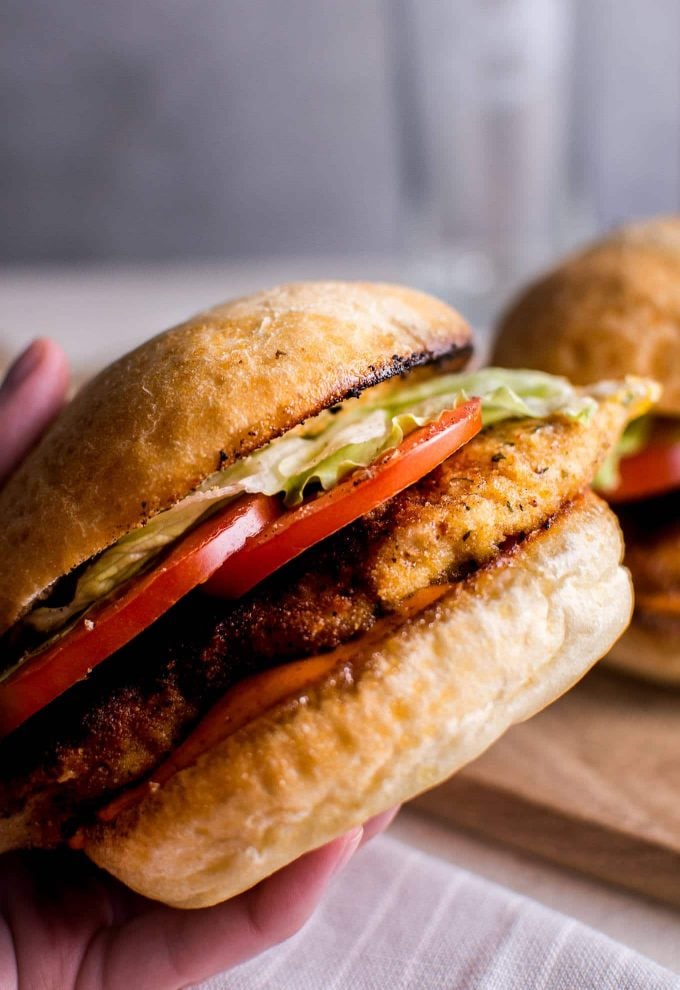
left=0, top=397, right=632, bottom=843
left=212, top=396, right=635, bottom=656
left=362, top=396, right=632, bottom=605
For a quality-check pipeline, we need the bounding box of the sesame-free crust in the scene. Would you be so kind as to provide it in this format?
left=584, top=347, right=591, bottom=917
left=0, top=282, right=470, bottom=635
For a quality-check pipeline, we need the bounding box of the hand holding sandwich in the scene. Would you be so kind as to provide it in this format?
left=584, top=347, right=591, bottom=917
left=0, top=340, right=396, bottom=990
left=0, top=281, right=657, bottom=989
left=0, top=283, right=654, bottom=910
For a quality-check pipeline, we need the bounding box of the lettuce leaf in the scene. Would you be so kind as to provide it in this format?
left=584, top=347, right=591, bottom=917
left=594, top=415, right=653, bottom=491
left=26, top=368, right=641, bottom=634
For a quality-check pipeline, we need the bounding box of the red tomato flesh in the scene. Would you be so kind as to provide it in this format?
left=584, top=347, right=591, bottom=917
left=0, top=494, right=280, bottom=738
left=203, top=398, right=482, bottom=599
left=606, top=440, right=680, bottom=503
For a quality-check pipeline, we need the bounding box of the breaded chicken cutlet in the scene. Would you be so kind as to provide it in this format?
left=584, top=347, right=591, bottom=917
left=0, top=394, right=641, bottom=845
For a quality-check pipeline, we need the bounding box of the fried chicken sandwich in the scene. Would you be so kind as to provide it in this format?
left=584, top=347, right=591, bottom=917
left=494, top=218, right=679, bottom=683
left=0, top=282, right=655, bottom=906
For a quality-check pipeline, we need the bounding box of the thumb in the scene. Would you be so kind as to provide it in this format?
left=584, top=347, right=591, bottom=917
left=0, top=339, right=69, bottom=485
left=78, top=829, right=363, bottom=990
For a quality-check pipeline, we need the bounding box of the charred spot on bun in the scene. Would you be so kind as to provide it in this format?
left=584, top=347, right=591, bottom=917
left=494, top=217, right=679, bottom=684
left=0, top=281, right=655, bottom=907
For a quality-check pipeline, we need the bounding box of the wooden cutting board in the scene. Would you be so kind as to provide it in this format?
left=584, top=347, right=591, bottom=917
left=412, top=666, right=680, bottom=907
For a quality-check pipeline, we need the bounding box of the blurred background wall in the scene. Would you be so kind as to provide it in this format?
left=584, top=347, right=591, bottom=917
left=1, top=0, right=679, bottom=274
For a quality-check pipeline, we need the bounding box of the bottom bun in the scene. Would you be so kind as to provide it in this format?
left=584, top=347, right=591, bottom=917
left=85, top=491, right=631, bottom=908
left=605, top=614, right=680, bottom=685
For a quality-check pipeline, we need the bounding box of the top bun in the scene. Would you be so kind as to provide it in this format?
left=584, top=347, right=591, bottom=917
left=0, top=281, right=471, bottom=635
left=493, top=216, right=680, bottom=415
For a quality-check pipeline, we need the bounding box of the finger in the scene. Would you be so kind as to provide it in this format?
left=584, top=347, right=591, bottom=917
left=80, top=827, right=363, bottom=990
left=0, top=339, right=69, bottom=485
left=0, top=850, right=119, bottom=990
left=359, top=805, right=400, bottom=847
left=104, top=806, right=400, bottom=931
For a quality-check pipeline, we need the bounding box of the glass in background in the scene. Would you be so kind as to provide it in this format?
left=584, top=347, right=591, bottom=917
left=391, top=0, right=588, bottom=333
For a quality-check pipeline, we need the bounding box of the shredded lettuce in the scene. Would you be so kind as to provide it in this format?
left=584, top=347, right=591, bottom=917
left=594, top=414, right=653, bottom=491
left=26, top=368, right=637, bottom=634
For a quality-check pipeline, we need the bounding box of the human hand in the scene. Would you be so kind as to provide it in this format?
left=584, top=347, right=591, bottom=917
left=0, top=338, right=70, bottom=481
left=0, top=340, right=399, bottom=989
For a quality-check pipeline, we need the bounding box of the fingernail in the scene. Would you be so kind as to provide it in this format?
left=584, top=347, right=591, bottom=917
left=2, top=340, right=45, bottom=391
left=332, top=826, right=364, bottom=877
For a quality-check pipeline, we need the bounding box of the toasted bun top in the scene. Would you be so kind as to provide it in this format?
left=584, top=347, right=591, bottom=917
left=0, top=281, right=470, bottom=635
left=493, top=216, right=680, bottom=415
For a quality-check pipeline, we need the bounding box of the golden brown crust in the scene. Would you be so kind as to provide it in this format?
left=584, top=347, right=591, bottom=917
left=367, top=396, right=633, bottom=607
left=493, top=216, right=680, bottom=415
left=84, top=492, right=631, bottom=908
left=0, top=282, right=470, bottom=636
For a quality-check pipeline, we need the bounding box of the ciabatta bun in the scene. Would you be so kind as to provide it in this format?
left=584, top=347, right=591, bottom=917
left=493, top=216, right=680, bottom=416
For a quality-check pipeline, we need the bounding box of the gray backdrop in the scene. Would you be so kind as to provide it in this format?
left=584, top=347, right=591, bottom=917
left=1, top=0, right=679, bottom=262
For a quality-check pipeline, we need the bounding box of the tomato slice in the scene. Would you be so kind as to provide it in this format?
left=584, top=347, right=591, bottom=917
left=0, top=494, right=280, bottom=738
left=0, top=398, right=481, bottom=739
left=203, top=398, right=483, bottom=599
left=606, top=441, right=680, bottom=503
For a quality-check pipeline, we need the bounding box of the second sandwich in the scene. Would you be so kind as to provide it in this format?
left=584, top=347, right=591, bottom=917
left=495, top=217, right=679, bottom=684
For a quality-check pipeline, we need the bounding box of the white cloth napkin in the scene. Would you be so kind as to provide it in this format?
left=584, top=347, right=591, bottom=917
left=192, top=834, right=678, bottom=989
